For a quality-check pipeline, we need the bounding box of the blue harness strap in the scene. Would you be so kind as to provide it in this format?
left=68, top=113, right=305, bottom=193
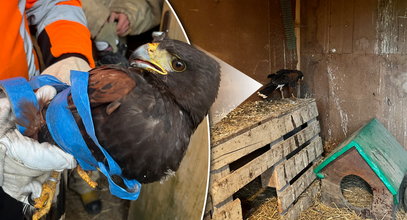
left=29, top=74, right=69, bottom=92
left=69, top=71, right=140, bottom=199
left=0, top=77, right=39, bottom=134
left=0, top=73, right=140, bottom=200
left=45, top=88, right=98, bottom=171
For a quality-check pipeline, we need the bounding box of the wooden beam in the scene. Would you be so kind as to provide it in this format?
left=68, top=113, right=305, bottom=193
left=211, top=199, right=243, bottom=220
left=211, top=101, right=319, bottom=170
left=282, top=181, right=320, bottom=220
left=272, top=136, right=323, bottom=191
left=210, top=144, right=284, bottom=205
left=277, top=161, right=319, bottom=212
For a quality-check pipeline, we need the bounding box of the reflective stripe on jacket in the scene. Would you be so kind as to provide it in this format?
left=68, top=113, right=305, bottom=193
left=0, top=0, right=94, bottom=80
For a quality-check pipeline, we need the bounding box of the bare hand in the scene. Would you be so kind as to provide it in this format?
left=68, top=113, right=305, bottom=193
left=109, top=12, right=130, bottom=36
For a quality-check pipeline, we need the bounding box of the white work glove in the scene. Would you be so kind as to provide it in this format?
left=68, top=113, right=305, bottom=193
left=41, top=57, right=91, bottom=85
left=0, top=86, right=77, bottom=204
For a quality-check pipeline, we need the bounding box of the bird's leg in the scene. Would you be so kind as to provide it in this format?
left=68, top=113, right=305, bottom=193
left=279, top=85, right=285, bottom=99
left=290, top=86, right=296, bottom=98
left=76, top=166, right=98, bottom=189
left=296, top=79, right=302, bottom=98
left=32, top=171, right=60, bottom=220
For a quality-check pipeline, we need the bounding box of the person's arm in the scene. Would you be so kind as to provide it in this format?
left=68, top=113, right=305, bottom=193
left=109, top=0, right=164, bottom=36
left=0, top=86, right=76, bottom=205
left=81, top=0, right=111, bottom=38
left=26, top=0, right=95, bottom=83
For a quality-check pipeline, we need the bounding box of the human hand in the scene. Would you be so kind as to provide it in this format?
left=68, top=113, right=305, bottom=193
left=41, top=57, right=91, bottom=85
left=0, top=86, right=76, bottom=204
left=109, top=12, right=130, bottom=36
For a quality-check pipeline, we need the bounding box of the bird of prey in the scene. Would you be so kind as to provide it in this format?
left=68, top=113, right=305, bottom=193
left=22, top=38, right=220, bottom=219
left=38, top=39, right=221, bottom=183
left=257, top=69, right=303, bottom=99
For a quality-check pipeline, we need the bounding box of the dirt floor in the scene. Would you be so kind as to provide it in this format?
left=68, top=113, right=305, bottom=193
left=65, top=178, right=129, bottom=220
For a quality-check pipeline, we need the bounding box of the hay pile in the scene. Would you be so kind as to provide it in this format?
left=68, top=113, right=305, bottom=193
left=210, top=98, right=312, bottom=145
left=240, top=177, right=407, bottom=220
left=245, top=181, right=407, bottom=220
left=340, top=175, right=372, bottom=208
left=247, top=197, right=280, bottom=220
left=299, top=202, right=363, bottom=220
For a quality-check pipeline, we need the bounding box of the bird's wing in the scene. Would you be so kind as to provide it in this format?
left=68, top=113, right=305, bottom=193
left=87, top=66, right=136, bottom=107
left=258, top=82, right=278, bottom=98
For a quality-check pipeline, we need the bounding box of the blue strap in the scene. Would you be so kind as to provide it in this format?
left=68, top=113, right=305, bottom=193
left=70, top=71, right=140, bottom=199
left=0, top=77, right=39, bottom=134
left=29, top=74, right=69, bottom=92
left=99, top=162, right=140, bottom=200
left=45, top=88, right=98, bottom=171
left=70, top=71, right=121, bottom=174
left=1, top=73, right=140, bottom=200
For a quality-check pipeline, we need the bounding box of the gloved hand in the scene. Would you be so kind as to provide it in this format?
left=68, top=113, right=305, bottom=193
left=0, top=86, right=77, bottom=204
left=41, top=57, right=91, bottom=85
left=94, top=22, right=120, bottom=53
left=109, top=12, right=130, bottom=37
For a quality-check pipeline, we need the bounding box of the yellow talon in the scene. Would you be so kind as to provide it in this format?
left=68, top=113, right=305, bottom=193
left=32, top=171, right=60, bottom=220
left=77, top=166, right=98, bottom=188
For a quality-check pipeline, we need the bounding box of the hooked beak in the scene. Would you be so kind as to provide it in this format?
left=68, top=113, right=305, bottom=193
left=129, top=43, right=168, bottom=75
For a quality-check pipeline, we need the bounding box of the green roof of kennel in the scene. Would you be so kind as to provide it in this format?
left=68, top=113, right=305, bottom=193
left=314, top=118, right=407, bottom=204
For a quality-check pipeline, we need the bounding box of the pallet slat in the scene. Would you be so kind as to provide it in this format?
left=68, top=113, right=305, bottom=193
left=274, top=137, right=323, bottom=190
left=211, top=144, right=284, bottom=205
left=211, top=199, right=243, bottom=220
left=282, top=181, right=320, bottom=220
left=210, top=166, right=231, bottom=184
left=211, top=102, right=318, bottom=170
left=260, top=121, right=321, bottom=189
left=277, top=162, right=319, bottom=212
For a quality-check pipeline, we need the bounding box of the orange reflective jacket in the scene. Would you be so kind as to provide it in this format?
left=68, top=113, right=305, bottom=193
left=0, top=0, right=94, bottom=80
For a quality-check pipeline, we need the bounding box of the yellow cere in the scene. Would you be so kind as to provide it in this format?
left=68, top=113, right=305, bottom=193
left=146, top=43, right=174, bottom=75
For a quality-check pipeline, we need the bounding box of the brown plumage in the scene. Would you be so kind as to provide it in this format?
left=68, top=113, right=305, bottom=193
left=258, top=69, right=304, bottom=99
left=37, top=39, right=221, bottom=184
left=17, top=95, right=49, bottom=139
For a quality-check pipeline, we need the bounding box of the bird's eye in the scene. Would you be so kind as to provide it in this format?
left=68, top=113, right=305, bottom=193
left=171, top=59, right=186, bottom=72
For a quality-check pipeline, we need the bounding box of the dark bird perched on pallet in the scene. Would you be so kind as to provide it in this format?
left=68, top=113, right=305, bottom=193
left=35, top=38, right=221, bottom=184
left=257, top=69, right=303, bottom=100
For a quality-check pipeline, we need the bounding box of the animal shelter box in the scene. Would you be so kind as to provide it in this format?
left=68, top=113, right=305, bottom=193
left=314, top=118, right=407, bottom=219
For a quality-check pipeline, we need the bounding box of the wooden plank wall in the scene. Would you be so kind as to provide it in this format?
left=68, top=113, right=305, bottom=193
left=167, top=0, right=407, bottom=149
left=301, top=0, right=407, bottom=148
left=169, top=0, right=297, bottom=87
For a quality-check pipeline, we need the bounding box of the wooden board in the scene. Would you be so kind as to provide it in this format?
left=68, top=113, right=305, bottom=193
left=211, top=199, right=243, bottom=220
left=127, top=2, right=209, bottom=219
left=261, top=120, right=321, bottom=188
left=211, top=99, right=319, bottom=170
left=282, top=180, right=320, bottom=220
left=169, top=0, right=297, bottom=86
left=268, top=136, right=323, bottom=191
left=301, top=0, right=407, bottom=150
left=210, top=143, right=284, bottom=205
left=277, top=161, right=319, bottom=212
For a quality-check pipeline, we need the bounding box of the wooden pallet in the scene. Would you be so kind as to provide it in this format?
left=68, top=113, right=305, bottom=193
left=206, top=99, right=323, bottom=220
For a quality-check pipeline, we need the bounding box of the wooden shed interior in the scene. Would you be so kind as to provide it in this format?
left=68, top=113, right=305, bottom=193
left=68, top=1, right=407, bottom=219
left=169, top=0, right=407, bottom=151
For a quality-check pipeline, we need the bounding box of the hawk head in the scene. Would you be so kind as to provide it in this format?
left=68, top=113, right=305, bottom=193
left=129, top=39, right=221, bottom=126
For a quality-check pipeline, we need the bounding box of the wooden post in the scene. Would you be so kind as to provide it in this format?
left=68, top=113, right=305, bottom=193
left=295, top=0, right=301, bottom=98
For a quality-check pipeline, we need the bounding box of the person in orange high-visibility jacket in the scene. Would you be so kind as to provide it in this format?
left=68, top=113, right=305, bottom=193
left=0, top=0, right=95, bottom=80
left=0, top=1, right=95, bottom=219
